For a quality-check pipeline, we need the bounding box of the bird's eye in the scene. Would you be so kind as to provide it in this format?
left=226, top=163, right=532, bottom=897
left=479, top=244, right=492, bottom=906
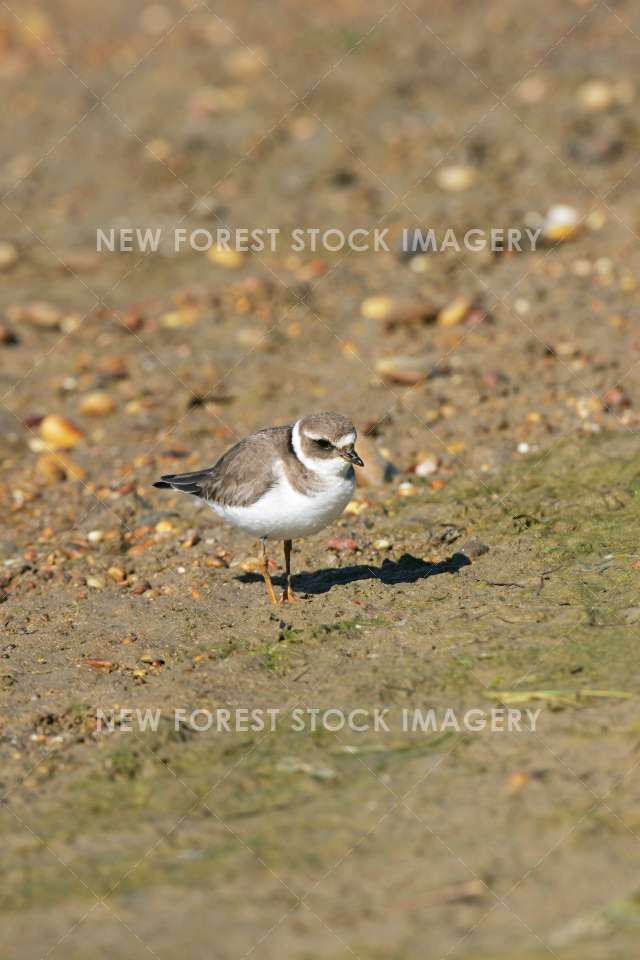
left=315, top=439, right=332, bottom=449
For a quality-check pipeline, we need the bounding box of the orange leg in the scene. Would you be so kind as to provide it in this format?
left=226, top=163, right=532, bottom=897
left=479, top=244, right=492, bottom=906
left=280, top=539, right=297, bottom=604
left=259, top=539, right=277, bottom=605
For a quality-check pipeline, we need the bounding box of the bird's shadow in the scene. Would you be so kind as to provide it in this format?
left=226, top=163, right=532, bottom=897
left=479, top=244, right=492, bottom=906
left=238, top=551, right=471, bottom=596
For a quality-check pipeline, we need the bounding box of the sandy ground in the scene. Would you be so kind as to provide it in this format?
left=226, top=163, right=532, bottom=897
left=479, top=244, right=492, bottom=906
left=2, top=1, right=640, bottom=958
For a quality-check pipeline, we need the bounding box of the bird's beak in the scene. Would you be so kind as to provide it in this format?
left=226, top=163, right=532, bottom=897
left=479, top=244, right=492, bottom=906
left=339, top=446, right=364, bottom=468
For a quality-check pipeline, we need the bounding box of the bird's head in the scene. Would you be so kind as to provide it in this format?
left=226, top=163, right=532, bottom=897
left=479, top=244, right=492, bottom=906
left=292, top=412, right=364, bottom=476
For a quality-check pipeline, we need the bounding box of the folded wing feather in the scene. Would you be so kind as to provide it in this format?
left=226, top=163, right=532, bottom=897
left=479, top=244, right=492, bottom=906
left=152, top=427, right=290, bottom=507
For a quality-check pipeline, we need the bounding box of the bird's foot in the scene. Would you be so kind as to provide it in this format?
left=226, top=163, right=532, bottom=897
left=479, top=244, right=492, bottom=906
left=280, top=587, right=297, bottom=604
left=260, top=570, right=278, bottom=605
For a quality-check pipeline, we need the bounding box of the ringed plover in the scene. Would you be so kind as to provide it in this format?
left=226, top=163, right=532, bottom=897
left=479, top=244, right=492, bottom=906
left=153, top=412, right=364, bottom=603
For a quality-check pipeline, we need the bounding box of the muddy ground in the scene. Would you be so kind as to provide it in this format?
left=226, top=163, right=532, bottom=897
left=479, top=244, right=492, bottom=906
left=2, top=1, right=640, bottom=958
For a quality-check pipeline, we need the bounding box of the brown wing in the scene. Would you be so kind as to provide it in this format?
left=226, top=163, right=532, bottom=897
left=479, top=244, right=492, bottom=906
left=153, top=426, right=291, bottom=507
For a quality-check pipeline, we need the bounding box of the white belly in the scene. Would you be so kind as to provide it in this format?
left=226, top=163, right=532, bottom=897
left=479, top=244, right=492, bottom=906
left=210, top=472, right=355, bottom=540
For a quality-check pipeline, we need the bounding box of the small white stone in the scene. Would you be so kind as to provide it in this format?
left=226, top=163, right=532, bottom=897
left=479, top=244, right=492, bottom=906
left=594, top=257, right=613, bottom=275
left=572, top=258, right=592, bottom=277
left=543, top=204, right=580, bottom=241
left=436, top=165, right=477, bottom=192
left=397, top=481, right=416, bottom=497
left=578, top=80, right=613, bottom=112
left=374, top=538, right=391, bottom=550
left=415, top=456, right=439, bottom=478
left=409, top=256, right=429, bottom=273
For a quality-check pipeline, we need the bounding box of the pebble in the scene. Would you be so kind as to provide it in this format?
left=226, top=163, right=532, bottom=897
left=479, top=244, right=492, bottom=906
left=466, top=307, right=490, bottom=328
left=360, top=295, right=394, bottom=321
left=236, top=327, right=264, bottom=347
left=375, top=354, right=431, bottom=385
left=543, top=204, right=580, bottom=242
left=572, top=258, right=591, bottom=277
left=131, top=579, right=151, bottom=595
left=207, top=246, right=243, bottom=269
left=98, top=355, right=129, bottom=380
left=373, top=538, right=391, bottom=550
left=6, top=301, right=62, bottom=330
left=288, top=115, right=318, bottom=141
left=39, top=414, right=85, bottom=450
left=361, top=296, right=439, bottom=329
left=437, top=295, right=472, bottom=328
left=435, top=165, right=477, bottom=192
left=354, top=435, right=396, bottom=487
left=506, top=770, right=529, bottom=795
left=327, top=537, right=359, bottom=552
left=577, top=80, right=613, bottom=112
left=397, top=481, right=416, bottom=497
left=586, top=209, right=607, bottom=231
left=79, top=392, right=116, bottom=417
left=0, top=323, right=18, bottom=345
left=107, top=566, right=127, bottom=583
left=384, top=302, right=440, bottom=330
left=86, top=576, right=105, bottom=589
left=409, top=257, right=430, bottom=274
left=88, top=530, right=104, bottom=544
left=223, top=47, right=267, bottom=79
left=161, top=307, right=200, bottom=328
left=81, top=657, right=114, bottom=669
left=122, top=310, right=145, bottom=333
left=35, top=454, right=66, bottom=485
left=35, top=452, right=86, bottom=484
left=415, top=455, right=439, bottom=477
left=344, top=499, right=369, bottom=516
left=57, top=252, right=101, bottom=275
left=145, top=138, right=172, bottom=162
left=190, top=85, right=247, bottom=117
left=0, top=242, right=19, bottom=270
left=517, top=76, right=547, bottom=104
left=603, top=386, right=630, bottom=411
left=461, top=539, right=490, bottom=559
left=594, top=256, right=613, bottom=278
left=140, top=652, right=165, bottom=666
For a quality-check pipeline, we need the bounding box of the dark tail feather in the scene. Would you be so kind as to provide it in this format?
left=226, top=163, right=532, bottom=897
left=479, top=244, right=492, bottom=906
left=153, top=471, right=209, bottom=497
